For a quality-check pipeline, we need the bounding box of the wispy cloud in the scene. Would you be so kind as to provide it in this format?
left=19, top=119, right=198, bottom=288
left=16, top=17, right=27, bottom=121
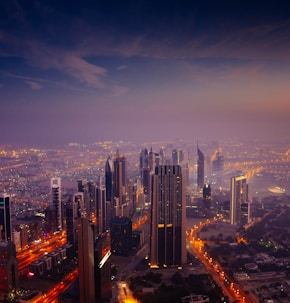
left=111, top=85, right=128, bottom=97
left=116, top=65, right=127, bottom=71
left=26, top=80, right=42, bottom=90
left=25, top=42, right=107, bottom=88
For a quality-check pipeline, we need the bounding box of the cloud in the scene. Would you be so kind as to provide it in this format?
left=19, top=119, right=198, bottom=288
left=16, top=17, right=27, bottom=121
left=111, top=85, right=129, bottom=97
left=26, top=80, right=42, bottom=90
left=25, top=43, right=107, bottom=88
left=116, top=65, right=127, bottom=71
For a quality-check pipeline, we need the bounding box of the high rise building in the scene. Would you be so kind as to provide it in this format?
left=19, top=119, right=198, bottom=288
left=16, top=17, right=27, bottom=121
left=148, top=147, right=155, bottom=173
left=95, top=185, right=108, bottom=234
left=78, top=215, right=95, bottom=303
left=150, top=165, right=186, bottom=268
left=66, top=192, right=83, bottom=248
left=51, top=177, right=62, bottom=231
left=197, top=145, right=205, bottom=188
left=112, top=150, right=129, bottom=217
left=159, top=147, right=165, bottom=166
left=202, top=184, right=211, bottom=215
left=140, top=148, right=149, bottom=176
left=94, top=231, right=112, bottom=302
left=212, top=151, right=224, bottom=172
left=105, top=155, right=113, bottom=204
left=230, top=175, right=248, bottom=225
left=0, top=194, right=11, bottom=242
left=172, top=149, right=183, bottom=166
left=110, top=216, right=132, bottom=256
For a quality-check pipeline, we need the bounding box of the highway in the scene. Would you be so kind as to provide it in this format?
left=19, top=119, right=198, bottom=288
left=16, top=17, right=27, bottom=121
left=17, top=231, right=67, bottom=274
left=187, top=220, right=259, bottom=303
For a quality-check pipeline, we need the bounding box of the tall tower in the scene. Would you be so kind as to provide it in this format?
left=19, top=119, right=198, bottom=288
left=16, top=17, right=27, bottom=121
left=51, top=177, right=62, bottom=231
left=172, top=149, right=183, bottom=166
left=0, top=194, right=11, bottom=242
left=95, top=185, right=107, bottom=234
left=66, top=192, right=83, bottom=248
left=150, top=165, right=186, bottom=268
left=197, top=145, right=205, bottom=188
left=94, top=231, right=112, bottom=302
left=111, top=216, right=132, bottom=255
left=78, top=215, right=95, bottom=303
left=112, top=150, right=128, bottom=217
left=140, top=148, right=149, bottom=177
left=148, top=148, right=155, bottom=173
left=105, top=155, right=113, bottom=203
left=230, top=175, right=248, bottom=225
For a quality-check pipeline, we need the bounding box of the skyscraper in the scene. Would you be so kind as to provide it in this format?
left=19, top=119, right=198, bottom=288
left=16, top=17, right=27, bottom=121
left=66, top=192, right=83, bottom=248
left=51, top=177, right=62, bottom=231
left=140, top=148, right=148, bottom=177
left=95, top=185, right=108, bottom=234
left=0, top=194, right=11, bottom=242
left=112, top=150, right=128, bottom=217
left=105, top=155, right=113, bottom=204
left=197, top=145, right=205, bottom=188
left=110, top=216, right=132, bottom=255
left=230, top=175, right=248, bottom=225
left=94, top=231, right=112, bottom=302
left=172, top=149, right=183, bottom=166
left=78, top=215, right=95, bottom=303
left=150, top=165, right=186, bottom=268
left=148, top=147, right=155, bottom=173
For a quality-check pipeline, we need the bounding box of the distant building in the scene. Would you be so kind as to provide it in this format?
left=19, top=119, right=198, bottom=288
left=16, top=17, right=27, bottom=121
left=202, top=184, right=211, bottom=214
left=172, top=149, right=183, bottom=166
left=95, top=185, right=108, bottom=234
left=197, top=145, right=205, bottom=188
left=105, top=155, right=113, bottom=205
left=110, top=216, right=132, bottom=256
left=66, top=192, right=83, bottom=248
left=112, top=150, right=129, bottom=217
left=0, top=194, right=11, bottom=242
left=140, top=148, right=149, bottom=179
left=148, top=148, right=155, bottom=173
left=150, top=165, right=186, bottom=268
left=51, top=177, right=62, bottom=231
left=212, top=151, right=224, bottom=172
left=230, top=175, right=248, bottom=225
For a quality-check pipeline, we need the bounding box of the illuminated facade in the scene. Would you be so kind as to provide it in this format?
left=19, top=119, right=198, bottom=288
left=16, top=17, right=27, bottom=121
left=112, top=150, right=128, bottom=217
left=0, top=194, right=11, bottom=242
left=51, top=177, right=62, bottom=231
left=150, top=165, right=186, bottom=268
left=230, top=175, right=248, bottom=225
left=197, top=146, right=205, bottom=188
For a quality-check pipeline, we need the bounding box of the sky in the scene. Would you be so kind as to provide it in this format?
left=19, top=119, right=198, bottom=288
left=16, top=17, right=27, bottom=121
left=1, top=0, right=290, bottom=147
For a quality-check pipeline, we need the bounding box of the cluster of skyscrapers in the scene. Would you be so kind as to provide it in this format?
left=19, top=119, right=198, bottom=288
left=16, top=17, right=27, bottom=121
left=0, top=143, right=251, bottom=302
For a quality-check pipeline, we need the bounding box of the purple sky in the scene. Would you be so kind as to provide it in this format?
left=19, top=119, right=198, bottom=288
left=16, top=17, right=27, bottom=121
left=1, top=1, right=290, bottom=147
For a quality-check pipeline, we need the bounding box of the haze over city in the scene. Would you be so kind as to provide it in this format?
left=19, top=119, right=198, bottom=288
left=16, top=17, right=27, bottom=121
left=1, top=1, right=290, bottom=147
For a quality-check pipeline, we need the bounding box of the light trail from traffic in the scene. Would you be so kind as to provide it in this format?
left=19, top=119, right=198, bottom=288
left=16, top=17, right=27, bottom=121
left=187, top=219, right=259, bottom=303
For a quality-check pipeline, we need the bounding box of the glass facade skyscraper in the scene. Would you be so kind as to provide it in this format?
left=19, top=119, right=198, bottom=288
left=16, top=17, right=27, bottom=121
left=150, top=165, right=186, bottom=268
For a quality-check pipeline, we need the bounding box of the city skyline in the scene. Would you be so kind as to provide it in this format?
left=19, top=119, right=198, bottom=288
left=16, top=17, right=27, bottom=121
left=1, top=1, right=290, bottom=147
